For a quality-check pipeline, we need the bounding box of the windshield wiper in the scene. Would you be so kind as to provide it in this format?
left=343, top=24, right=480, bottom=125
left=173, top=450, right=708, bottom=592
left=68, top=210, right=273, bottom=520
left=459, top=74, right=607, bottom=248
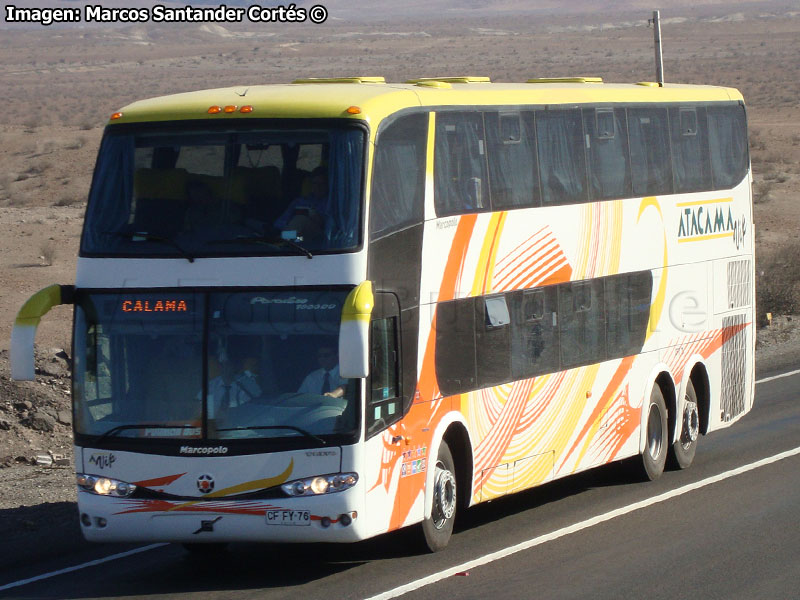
left=95, top=423, right=198, bottom=444
left=215, top=425, right=327, bottom=446
left=108, top=231, right=195, bottom=263
left=210, top=236, right=313, bottom=259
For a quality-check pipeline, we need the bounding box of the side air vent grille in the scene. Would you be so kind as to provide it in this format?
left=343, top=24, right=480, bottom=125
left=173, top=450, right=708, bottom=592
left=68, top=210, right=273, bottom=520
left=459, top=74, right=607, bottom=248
left=720, top=314, right=747, bottom=422
left=727, top=259, right=751, bottom=309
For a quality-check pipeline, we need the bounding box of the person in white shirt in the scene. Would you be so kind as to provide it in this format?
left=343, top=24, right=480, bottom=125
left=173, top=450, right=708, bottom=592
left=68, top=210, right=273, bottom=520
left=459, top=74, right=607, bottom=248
left=297, top=344, right=347, bottom=398
left=207, top=343, right=262, bottom=419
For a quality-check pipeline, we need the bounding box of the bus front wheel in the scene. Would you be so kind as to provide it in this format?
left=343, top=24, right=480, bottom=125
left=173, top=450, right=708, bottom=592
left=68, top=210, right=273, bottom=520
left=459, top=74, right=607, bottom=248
left=422, top=441, right=457, bottom=552
left=639, top=385, right=668, bottom=481
left=669, top=379, right=699, bottom=470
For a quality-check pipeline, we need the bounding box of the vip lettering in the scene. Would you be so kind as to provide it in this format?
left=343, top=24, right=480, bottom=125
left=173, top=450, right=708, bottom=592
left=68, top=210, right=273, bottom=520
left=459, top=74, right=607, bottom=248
left=733, top=215, right=747, bottom=250
left=88, top=453, right=116, bottom=469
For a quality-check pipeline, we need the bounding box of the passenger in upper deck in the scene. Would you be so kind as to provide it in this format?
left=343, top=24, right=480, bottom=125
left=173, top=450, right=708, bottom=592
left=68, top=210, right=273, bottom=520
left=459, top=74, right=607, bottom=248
left=274, top=166, right=330, bottom=241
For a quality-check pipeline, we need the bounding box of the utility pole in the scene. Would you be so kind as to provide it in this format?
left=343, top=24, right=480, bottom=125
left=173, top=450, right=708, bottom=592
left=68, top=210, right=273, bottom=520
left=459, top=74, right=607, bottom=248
left=649, top=10, right=664, bottom=86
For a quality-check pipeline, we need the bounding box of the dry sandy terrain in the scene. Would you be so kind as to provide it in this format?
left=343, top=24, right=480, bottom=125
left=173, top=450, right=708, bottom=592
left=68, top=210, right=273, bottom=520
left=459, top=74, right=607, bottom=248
left=0, top=0, right=799, bottom=562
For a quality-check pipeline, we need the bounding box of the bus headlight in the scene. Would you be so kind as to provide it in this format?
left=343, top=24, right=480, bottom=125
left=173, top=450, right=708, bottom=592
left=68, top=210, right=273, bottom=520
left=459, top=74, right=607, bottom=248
left=281, top=473, right=358, bottom=497
left=77, top=474, right=137, bottom=497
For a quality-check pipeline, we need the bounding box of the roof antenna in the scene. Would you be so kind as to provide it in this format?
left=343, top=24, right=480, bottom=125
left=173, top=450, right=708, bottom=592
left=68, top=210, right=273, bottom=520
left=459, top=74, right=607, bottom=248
left=648, top=10, right=665, bottom=86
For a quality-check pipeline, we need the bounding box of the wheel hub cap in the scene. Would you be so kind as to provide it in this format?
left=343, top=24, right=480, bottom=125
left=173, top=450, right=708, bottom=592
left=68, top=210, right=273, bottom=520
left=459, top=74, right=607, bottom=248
left=432, top=465, right=456, bottom=529
left=682, top=401, right=699, bottom=444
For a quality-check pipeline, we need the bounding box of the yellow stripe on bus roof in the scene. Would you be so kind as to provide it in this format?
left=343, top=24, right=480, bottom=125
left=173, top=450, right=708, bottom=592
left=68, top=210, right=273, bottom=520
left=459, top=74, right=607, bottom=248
left=109, top=81, right=744, bottom=126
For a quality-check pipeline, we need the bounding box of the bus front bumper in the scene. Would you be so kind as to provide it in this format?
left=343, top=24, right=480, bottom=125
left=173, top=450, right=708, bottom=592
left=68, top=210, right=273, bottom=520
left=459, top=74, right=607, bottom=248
left=77, top=490, right=367, bottom=544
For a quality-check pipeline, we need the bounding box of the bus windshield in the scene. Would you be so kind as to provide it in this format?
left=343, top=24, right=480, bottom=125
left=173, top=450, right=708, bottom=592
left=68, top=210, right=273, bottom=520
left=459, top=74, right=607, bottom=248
left=72, top=289, right=358, bottom=444
left=81, top=123, right=365, bottom=257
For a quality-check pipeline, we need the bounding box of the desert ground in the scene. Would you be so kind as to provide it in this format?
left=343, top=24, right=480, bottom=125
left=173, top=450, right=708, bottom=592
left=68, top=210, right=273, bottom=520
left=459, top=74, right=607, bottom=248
left=0, top=0, right=799, bottom=558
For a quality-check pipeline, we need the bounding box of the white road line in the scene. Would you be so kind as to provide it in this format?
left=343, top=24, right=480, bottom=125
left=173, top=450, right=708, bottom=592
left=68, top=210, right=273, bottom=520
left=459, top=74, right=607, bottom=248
left=2, top=369, right=798, bottom=593
left=755, top=368, right=800, bottom=385
left=366, top=444, right=800, bottom=600
left=0, top=543, right=168, bottom=593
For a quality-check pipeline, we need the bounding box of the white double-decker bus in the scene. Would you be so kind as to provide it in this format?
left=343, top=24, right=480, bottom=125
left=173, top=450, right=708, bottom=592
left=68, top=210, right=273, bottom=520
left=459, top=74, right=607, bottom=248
left=12, top=75, right=754, bottom=552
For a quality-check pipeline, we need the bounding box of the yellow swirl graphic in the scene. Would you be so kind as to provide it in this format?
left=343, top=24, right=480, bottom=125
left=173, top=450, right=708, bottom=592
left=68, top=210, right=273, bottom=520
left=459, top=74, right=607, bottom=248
left=637, top=197, right=668, bottom=342
left=168, top=459, right=295, bottom=510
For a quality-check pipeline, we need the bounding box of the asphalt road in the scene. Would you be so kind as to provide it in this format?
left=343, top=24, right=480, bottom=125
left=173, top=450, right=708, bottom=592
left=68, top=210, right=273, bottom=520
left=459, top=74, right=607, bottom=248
left=2, top=368, right=799, bottom=600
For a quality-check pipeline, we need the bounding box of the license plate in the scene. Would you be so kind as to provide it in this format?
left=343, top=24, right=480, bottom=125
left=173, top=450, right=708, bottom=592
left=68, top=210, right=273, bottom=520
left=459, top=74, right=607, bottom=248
left=265, top=510, right=311, bottom=526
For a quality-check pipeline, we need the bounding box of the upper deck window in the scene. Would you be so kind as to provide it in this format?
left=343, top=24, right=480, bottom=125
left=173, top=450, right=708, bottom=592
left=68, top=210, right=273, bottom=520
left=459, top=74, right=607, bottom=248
left=486, top=111, right=540, bottom=210
left=81, top=122, right=365, bottom=258
left=628, top=107, right=673, bottom=197
left=536, top=109, right=587, bottom=206
left=370, top=112, right=427, bottom=238
left=584, top=108, right=631, bottom=201
left=434, top=112, right=490, bottom=216
left=670, top=106, right=711, bottom=193
left=707, top=104, right=748, bottom=189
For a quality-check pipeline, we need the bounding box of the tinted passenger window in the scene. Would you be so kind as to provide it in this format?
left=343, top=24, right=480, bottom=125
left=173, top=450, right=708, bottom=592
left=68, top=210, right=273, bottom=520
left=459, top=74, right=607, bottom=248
left=510, top=287, right=559, bottom=379
left=435, top=298, right=477, bottom=395
left=707, top=105, right=748, bottom=189
left=485, top=111, right=540, bottom=210
left=628, top=107, right=672, bottom=197
left=584, top=108, right=631, bottom=200
left=559, top=280, right=606, bottom=368
left=670, top=106, right=711, bottom=193
left=605, top=272, right=653, bottom=357
left=536, top=109, right=587, bottom=205
left=435, top=112, right=489, bottom=216
left=476, top=296, right=511, bottom=387
left=370, top=113, right=427, bottom=238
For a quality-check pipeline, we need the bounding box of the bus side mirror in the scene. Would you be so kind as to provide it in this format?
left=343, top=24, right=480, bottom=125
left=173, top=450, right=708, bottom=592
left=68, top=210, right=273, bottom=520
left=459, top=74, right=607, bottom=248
left=11, top=284, right=74, bottom=381
left=339, top=281, right=374, bottom=379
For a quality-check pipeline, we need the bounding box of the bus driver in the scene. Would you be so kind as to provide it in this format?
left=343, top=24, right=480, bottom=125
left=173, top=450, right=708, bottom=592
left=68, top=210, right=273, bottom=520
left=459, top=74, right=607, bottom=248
left=297, top=343, right=347, bottom=398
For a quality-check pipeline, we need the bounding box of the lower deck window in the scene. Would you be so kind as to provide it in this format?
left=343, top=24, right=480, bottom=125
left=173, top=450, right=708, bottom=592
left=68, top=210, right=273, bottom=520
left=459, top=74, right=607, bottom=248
left=435, top=271, right=653, bottom=396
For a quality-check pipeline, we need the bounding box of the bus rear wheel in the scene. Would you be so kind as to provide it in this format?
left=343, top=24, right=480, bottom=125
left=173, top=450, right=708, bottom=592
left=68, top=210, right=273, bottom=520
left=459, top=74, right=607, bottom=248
left=639, top=385, right=668, bottom=481
left=669, top=379, right=700, bottom=470
left=421, top=441, right=457, bottom=552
